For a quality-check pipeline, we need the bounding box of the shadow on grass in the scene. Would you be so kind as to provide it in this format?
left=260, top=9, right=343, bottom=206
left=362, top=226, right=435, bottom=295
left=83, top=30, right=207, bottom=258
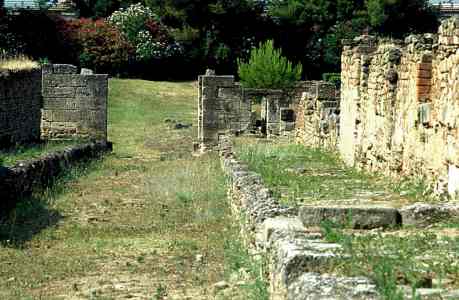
left=0, top=158, right=105, bottom=248
left=0, top=195, right=63, bottom=248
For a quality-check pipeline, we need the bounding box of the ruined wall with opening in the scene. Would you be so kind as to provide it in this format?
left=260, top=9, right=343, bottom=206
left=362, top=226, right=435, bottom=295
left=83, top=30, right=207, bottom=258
left=340, top=17, right=459, bottom=197
left=42, top=64, right=108, bottom=140
left=0, top=69, right=42, bottom=147
left=197, top=75, right=336, bottom=147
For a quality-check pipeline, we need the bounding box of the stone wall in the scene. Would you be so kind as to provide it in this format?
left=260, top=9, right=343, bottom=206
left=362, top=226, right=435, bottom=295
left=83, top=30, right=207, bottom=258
left=197, top=75, right=335, bottom=147
left=198, top=75, right=250, bottom=147
left=294, top=81, right=339, bottom=150
left=42, top=64, right=108, bottom=140
left=218, top=136, right=380, bottom=300
left=340, top=17, right=459, bottom=198
left=0, top=69, right=42, bottom=147
left=0, top=141, right=112, bottom=213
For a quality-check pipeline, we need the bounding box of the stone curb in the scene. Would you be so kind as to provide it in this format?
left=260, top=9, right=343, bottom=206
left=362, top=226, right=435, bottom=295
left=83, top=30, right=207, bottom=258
left=218, top=136, right=380, bottom=300
left=0, top=140, right=112, bottom=213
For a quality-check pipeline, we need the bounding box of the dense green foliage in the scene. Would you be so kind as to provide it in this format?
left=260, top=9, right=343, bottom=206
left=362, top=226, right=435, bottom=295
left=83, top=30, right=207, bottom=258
left=322, top=72, right=341, bottom=88
left=266, top=0, right=439, bottom=77
left=238, top=40, right=302, bottom=89
left=0, top=0, right=439, bottom=79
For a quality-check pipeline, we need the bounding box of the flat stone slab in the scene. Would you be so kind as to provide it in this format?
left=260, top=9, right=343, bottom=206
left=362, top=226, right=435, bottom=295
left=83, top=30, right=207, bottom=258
left=255, top=217, right=306, bottom=250
left=299, top=205, right=401, bottom=229
left=287, top=273, right=379, bottom=300
left=399, top=202, right=459, bottom=227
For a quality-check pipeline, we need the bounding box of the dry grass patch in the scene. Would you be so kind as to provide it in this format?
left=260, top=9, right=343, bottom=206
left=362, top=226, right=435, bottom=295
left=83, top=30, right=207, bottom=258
left=0, top=56, right=39, bottom=71
left=0, top=79, right=266, bottom=299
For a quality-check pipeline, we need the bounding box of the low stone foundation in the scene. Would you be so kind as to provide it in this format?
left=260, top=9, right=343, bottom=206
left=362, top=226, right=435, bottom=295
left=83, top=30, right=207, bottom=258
left=219, top=135, right=459, bottom=299
left=0, top=141, right=112, bottom=214
left=219, top=136, right=379, bottom=300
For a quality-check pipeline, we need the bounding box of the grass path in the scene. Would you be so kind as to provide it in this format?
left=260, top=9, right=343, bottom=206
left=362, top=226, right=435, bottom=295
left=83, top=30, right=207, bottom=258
left=0, top=80, right=248, bottom=299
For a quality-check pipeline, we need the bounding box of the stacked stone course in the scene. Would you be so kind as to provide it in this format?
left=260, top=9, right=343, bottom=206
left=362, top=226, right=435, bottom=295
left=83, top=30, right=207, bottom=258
left=339, top=17, right=459, bottom=198
left=198, top=76, right=338, bottom=147
left=0, top=64, right=108, bottom=149
left=41, top=64, right=108, bottom=140
left=294, top=82, right=339, bottom=150
left=0, top=69, right=42, bottom=147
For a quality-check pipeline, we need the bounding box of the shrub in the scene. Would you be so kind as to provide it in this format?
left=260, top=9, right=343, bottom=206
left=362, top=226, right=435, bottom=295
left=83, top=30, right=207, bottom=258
left=107, top=3, right=158, bottom=44
left=237, top=40, right=302, bottom=89
left=56, top=18, right=133, bottom=74
left=135, top=30, right=183, bottom=61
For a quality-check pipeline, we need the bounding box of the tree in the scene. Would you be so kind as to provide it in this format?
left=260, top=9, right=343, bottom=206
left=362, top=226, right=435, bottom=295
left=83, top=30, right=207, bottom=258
left=266, top=0, right=439, bottom=78
left=238, top=40, right=302, bottom=89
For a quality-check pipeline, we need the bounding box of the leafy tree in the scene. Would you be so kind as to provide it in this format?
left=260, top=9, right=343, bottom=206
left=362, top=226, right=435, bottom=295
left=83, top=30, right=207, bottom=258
left=266, top=0, right=439, bottom=78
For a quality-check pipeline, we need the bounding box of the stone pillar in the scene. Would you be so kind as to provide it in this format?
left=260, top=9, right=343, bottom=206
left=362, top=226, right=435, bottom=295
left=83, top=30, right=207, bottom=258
left=265, top=91, right=283, bottom=138
left=197, top=75, right=235, bottom=148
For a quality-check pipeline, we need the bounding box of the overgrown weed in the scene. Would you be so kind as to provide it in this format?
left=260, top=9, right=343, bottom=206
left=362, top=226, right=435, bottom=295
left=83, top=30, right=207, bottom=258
left=320, top=222, right=459, bottom=298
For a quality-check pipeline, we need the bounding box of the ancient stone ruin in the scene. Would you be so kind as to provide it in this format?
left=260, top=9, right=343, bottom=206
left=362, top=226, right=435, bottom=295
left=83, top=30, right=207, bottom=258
left=199, top=17, right=459, bottom=199
left=339, top=17, right=459, bottom=198
left=0, top=64, right=110, bottom=212
left=199, top=17, right=459, bottom=300
left=0, top=68, right=42, bottom=146
left=42, top=64, right=108, bottom=140
left=0, top=63, right=108, bottom=148
left=197, top=74, right=338, bottom=147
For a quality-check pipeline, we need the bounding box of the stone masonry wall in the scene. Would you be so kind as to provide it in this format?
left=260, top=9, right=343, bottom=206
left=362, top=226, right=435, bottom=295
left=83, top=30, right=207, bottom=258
left=198, top=75, right=250, bottom=147
left=294, top=81, right=339, bottom=150
left=42, top=64, right=108, bottom=140
left=0, top=141, right=112, bottom=213
left=339, top=17, right=459, bottom=198
left=197, top=76, right=334, bottom=147
left=0, top=69, right=42, bottom=148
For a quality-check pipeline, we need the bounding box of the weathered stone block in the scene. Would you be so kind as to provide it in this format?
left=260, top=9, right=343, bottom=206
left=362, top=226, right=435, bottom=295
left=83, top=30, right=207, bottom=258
left=400, top=202, right=459, bottom=227
left=270, top=234, right=342, bottom=299
left=288, top=273, right=379, bottom=300
left=52, top=64, right=78, bottom=74
left=299, top=206, right=401, bottom=229
left=255, top=217, right=305, bottom=250
left=201, top=75, right=235, bottom=88
left=42, top=86, right=76, bottom=98
left=41, top=65, right=108, bottom=141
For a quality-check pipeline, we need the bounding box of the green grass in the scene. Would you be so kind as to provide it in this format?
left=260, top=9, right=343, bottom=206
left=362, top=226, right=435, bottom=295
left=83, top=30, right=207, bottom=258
left=321, top=222, right=459, bottom=298
left=0, top=79, right=266, bottom=299
left=234, top=138, right=458, bottom=299
left=235, top=139, right=395, bottom=205
left=0, top=140, right=83, bottom=167
left=234, top=138, right=429, bottom=206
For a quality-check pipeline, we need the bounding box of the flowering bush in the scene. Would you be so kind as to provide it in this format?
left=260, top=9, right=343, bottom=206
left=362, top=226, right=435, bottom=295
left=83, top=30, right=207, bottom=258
left=107, top=4, right=183, bottom=65
left=107, top=4, right=158, bottom=44
left=135, top=31, right=183, bottom=61
left=56, top=18, right=133, bottom=74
